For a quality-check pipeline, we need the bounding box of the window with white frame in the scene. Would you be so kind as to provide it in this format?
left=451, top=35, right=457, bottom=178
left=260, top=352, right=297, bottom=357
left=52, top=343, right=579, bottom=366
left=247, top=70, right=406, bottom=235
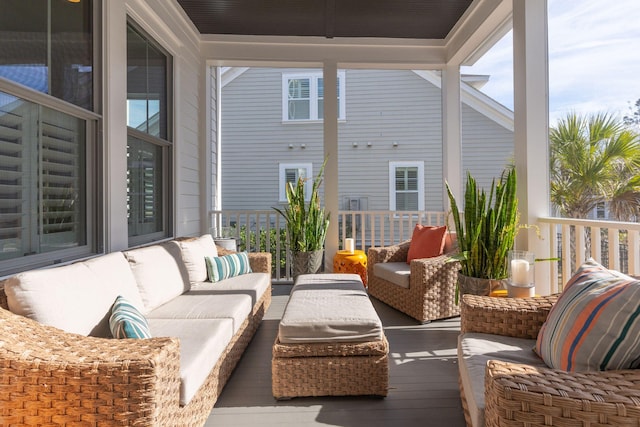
left=282, top=71, right=345, bottom=121
left=279, top=163, right=312, bottom=202
left=389, top=161, right=424, bottom=211
left=126, top=21, right=173, bottom=246
left=0, top=1, right=99, bottom=277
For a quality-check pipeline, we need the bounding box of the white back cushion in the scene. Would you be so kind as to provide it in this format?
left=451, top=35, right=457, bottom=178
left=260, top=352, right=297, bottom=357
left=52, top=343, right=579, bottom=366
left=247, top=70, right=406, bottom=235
left=124, top=243, right=190, bottom=311
left=5, top=252, right=147, bottom=338
left=6, top=262, right=107, bottom=336
left=176, top=234, right=218, bottom=284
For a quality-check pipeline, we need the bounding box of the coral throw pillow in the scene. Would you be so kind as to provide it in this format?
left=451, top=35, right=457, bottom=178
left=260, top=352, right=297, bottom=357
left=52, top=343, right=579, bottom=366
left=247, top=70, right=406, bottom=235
left=406, top=225, right=447, bottom=264
left=535, top=259, right=640, bottom=371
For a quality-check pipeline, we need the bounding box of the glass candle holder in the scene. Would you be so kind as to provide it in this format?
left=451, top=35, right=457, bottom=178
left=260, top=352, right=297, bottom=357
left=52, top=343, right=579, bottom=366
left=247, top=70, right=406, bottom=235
left=508, top=250, right=535, bottom=297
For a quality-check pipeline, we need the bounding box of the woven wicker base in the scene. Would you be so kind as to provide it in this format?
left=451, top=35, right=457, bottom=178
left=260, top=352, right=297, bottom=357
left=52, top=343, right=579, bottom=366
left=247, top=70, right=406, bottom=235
left=272, top=337, right=389, bottom=399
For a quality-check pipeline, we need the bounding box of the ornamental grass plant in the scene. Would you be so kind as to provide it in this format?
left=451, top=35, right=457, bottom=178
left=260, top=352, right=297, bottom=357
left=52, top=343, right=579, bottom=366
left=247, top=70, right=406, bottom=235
left=446, top=168, right=519, bottom=280
left=273, top=160, right=330, bottom=253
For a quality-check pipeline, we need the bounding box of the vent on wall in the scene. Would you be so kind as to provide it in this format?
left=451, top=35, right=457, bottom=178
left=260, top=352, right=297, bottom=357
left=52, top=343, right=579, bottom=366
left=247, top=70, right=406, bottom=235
left=342, top=197, right=368, bottom=234
left=344, top=197, right=368, bottom=211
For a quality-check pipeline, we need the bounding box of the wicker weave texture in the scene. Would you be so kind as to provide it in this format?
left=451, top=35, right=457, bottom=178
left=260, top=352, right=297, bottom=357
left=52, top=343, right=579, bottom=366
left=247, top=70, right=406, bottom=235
left=459, top=294, right=640, bottom=427
left=272, top=337, right=389, bottom=399
left=367, top=244, right=460, bottom=323
left=460, top=294, right=558, bottom=340
left=485, top=360, right=640, bottom=427
left=0, top=279, right=272, bottom=427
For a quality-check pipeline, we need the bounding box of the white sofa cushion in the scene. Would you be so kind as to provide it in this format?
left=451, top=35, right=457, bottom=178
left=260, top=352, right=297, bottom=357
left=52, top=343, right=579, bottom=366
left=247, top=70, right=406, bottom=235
left=278, top=274, right=383, bottom=344
left=190, top=272, right=271, bottom=306
left=458, top=333, right=546, bottom=427
left=82, top=252, right=146, bottom=336
left=175, top=235, right=218, bottom=284
left=148, top=318, right=233, bottom=406
left=373, top=261, right=411, bottom=288
left=124, top=243, right=190, bottom=312
left=147, top=293, right=252, bottom=334
left=4, top=252, right=144, bottom=337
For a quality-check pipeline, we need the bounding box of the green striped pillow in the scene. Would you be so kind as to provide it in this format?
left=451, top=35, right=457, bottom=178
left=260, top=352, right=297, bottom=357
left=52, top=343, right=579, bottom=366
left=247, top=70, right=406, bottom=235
left=109, top=296, right=152, bottom=339
left=205, top=252, right=252, bottom=282
left=535, top=259, right=640, bottom=371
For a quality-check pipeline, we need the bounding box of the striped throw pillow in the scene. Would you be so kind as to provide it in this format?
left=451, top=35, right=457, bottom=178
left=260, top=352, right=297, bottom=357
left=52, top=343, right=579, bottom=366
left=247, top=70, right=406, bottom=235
left=109, top=295, right=152, bottom=339
left=535, top=259, right=640, bottom=371
left=205, top=252, right=252, bottom=282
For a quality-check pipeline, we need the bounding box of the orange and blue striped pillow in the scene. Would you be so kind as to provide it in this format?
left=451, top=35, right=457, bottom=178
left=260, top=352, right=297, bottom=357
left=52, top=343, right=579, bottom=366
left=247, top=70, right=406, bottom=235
left=205, top=252, right=252, bottom=282
left=535, top=259, right=640, bottom=371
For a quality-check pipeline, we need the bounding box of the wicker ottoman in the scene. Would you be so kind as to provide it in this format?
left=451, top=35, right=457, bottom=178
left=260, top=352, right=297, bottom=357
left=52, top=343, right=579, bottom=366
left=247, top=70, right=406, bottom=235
left=272, top=274, right=389, bottom=399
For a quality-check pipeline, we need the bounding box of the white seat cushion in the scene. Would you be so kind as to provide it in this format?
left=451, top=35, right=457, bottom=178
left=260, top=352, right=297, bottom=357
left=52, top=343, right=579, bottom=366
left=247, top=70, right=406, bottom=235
left=124, top=243, right=190, bottom=312
left=458, top=333, right=546, bottom=427
left=147, top=293, right=252, bottom=334
left=148, top=318, right=233, bottom=406
left=190, top=272, right=271, bottom=306
left=278, top=274, right=383, bottom=343
left=373, top=261, right=411, bottom=288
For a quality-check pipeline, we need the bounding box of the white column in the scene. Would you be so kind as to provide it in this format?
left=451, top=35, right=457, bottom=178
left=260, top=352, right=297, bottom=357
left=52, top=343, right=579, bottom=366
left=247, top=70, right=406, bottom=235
left=442, top=63, right=463, bottom=213
left=513, top=0, right=551, bottom=294
left=103, top=0, right=129, bottom=251
left=323, top=61, right=339, bottom=271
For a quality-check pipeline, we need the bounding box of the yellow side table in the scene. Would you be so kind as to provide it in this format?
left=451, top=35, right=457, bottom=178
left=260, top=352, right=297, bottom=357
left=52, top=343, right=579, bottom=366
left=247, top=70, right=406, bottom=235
left=333, top=250, right=368, bottom=286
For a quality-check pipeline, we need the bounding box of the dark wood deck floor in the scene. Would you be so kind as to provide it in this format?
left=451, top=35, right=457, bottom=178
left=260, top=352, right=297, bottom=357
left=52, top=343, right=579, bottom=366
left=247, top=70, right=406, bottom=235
left=205, top=284, right=466, bottom=427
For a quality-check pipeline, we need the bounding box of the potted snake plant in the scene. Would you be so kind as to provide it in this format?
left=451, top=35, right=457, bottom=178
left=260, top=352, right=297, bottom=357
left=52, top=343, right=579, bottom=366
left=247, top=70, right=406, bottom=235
left=446, top=167, right=519, bottom=298
left=274, top=159, right=330, bottom=280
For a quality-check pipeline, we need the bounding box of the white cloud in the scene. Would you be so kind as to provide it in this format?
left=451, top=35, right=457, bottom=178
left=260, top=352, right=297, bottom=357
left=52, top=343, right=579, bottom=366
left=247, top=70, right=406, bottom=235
left=462, top=0, right=640, bottom=125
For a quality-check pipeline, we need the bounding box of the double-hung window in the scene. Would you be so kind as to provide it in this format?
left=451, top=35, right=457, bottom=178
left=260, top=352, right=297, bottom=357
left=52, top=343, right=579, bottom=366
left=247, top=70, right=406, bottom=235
left=126, top=21, right=173, bottom=246
left=282, top=71, right=345, bottom=121
left=389, top=161, right=424, bottom=211
left=0, top=0, right=98, bottom=276
left=279, top=163, right=312, bottom=202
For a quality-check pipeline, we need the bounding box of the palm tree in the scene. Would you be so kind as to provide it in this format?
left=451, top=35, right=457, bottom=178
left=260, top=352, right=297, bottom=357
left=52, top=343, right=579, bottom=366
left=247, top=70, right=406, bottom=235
left=550, top=112, right=640, bottom=221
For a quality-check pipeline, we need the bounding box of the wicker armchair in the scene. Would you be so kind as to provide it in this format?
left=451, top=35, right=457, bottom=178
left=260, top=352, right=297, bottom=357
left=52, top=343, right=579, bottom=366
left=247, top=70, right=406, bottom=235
left=367, top=241, right=460, bottom=323
left=0, top=251, right=272, bottom=427
left=460, top=294, right=640, bottom=427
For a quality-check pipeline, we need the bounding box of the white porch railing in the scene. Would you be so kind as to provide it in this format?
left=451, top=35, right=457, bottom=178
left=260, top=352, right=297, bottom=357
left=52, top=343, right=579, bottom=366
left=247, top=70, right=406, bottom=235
left=209, top=210, right=448, bottom=282
left=209, top=210, right=640, bottom=290
left=537, top=217, right=640, bottom=293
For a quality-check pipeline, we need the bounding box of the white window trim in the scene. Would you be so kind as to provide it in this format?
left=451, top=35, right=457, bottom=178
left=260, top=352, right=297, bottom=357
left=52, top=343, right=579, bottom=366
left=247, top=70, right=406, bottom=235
left=279, top=163, right=313, bottom=202
left=282, top=71, right=346, bottom=122
left=389, top=161, right=425, bottom=211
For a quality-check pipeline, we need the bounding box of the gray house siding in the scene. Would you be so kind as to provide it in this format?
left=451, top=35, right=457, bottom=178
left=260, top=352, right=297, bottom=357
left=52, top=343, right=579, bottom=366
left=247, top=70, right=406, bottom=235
left=220, top=68, right=513, bottom=212
left=461, top=104, right=514, bottom=189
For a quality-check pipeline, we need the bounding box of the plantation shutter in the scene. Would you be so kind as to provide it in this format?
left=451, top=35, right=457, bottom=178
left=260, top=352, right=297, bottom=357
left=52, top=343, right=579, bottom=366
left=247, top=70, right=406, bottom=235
left=287, top=78, right=311, bottom=120
left=0, top=97, right=31, bottom=259
left=39, top=108, right=85, bottom=250
left=395, top=167, right=419, bottom=211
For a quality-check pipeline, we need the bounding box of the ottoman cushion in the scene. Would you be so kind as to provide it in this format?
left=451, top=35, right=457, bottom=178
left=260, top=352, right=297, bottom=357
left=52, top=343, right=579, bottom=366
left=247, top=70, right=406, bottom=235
left=278, top=274, right=383, bottom=344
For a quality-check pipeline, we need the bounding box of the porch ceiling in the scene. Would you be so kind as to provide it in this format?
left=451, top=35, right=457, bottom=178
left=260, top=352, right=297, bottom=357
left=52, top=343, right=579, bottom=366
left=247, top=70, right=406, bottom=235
left=176, top=0, right=473, bottom=40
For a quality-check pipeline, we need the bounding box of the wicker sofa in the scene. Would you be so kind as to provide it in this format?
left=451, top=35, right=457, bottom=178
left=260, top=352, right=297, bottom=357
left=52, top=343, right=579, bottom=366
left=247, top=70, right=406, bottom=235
left=367, top=239, right=460, bottom=323
left=0, top=235, right=271, bottom=427
left=458, top=294, right=640, bottom=427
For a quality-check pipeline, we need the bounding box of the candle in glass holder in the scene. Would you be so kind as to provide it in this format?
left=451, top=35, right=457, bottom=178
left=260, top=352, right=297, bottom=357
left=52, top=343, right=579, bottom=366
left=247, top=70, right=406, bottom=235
left=511, top=259, right=530, bottom=286
left=344, top=238, right=355, bottom=253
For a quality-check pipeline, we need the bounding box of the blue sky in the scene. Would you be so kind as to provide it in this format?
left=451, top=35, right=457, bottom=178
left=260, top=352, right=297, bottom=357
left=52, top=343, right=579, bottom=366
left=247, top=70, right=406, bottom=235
left=462, top=0, right=640, bottom=125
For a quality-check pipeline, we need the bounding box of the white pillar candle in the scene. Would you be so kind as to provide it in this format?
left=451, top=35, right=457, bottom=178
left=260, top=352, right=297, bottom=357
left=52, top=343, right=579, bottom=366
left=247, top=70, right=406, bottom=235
left=344, top=238, right=355, bottom=253
left=511, top=259, right=530, bottom=286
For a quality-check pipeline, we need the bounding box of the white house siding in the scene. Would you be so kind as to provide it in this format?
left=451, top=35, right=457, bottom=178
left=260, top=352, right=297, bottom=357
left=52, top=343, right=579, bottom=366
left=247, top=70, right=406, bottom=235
left=126, top=1, right=204, bottom=238
left=461, top=104, right=514, bottom=189
left=220, top=68, right=513, bottom=213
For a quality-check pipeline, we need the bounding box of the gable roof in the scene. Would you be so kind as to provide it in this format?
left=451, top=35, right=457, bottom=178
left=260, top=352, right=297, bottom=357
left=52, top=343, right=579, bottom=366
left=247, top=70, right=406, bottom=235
left=220, top=67, right=513, bottom=131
